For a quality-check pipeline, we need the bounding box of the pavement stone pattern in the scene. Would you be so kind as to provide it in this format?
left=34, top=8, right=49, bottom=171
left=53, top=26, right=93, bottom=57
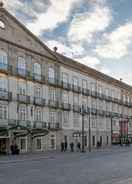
left=0, top=146, right=132, bottom=184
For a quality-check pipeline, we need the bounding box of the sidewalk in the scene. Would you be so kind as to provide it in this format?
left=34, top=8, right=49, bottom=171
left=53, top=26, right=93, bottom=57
left=0, top=145, right=131, bottom=164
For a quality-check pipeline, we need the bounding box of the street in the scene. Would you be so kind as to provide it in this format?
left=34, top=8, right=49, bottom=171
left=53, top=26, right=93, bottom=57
left=1, top=146, right=132, bottom=184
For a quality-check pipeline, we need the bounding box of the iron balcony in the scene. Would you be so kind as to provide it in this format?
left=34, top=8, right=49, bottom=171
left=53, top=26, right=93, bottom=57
left=48, top=100, right=59, bottom=108
left=61, top=81, right=71, bottom=90
left=17, top=94, right=30, bottom=104
left=34, top=97, right=46, bottom=106
left=72, top=85, right=81, bottom=93
left=0, top=90, right=12, bottom=101
left=82, top=88, right=90, bottom=96
left=73, top=104, right=81, bottom=113
left=61, top=103, right=71, bottom=111
left=47, top=122, right=60, bottom=130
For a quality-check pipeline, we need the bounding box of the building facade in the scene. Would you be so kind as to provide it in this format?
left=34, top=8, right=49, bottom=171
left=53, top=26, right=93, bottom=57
left=0, top=7, right=132, bottom=154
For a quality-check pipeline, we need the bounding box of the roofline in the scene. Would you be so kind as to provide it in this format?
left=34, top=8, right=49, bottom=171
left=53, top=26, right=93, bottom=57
left=1, top=7, right=132, bottom=92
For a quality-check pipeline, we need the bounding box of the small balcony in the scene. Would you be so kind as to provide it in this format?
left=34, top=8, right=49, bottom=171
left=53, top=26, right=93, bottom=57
left=48, top=77, right=58, bottom=86
left=72, top=85, right=81, bottom=93
left=61, top=103, right=71, bottom=111
left=34, top=97, right=45, bottom=106
left=0, top=63, right=11, bottom=74
left=17, top=120, right=31, bottom=128
left=48, top=100, right=59, bottom=108
left=91, top=91, right=97, bottom=98
left=82, top=88, right=90, bottom=96
left=32, top=73, right=45, bottom=83
left=17, top=94, right=30, bottom=104
left=73, top=104, right=81, bottom=113
left=33, top=121, right=46, bottom=129
left=61, top=81, right=71, bottom=90
left=91, top=108, right=97, bottom=115
left=47, top=122, right=61, bottom=130
left=97, top=109, right=105, bottom=116
left=105, top=111, right=111, bottom=117
left=0, top=90, right=12, bottom=101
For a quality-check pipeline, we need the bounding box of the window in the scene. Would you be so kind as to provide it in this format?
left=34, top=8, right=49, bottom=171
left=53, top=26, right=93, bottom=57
left=34, top=87, right=41, bottom=98
left=72, top=77, right=78, bottom=86
left=82, top=79, right=87, bottom=89
left=0, top=78, right=7, bottom=91
left=0, top=50, right=8, bottom=70
left=19, top=106, right=26, bottom=121
left=49, top=88, right=56, bottom=101
left=18, top=57, right=26, bottom=76
left=73, top=113, right=80, bottom=127
left=91, top=82, right=95, bottom=91
left=98, top=85, right=102, bottom=94
left=63, top=111, right=69, bottom=126
left=0, top=20, right=5, bottom=29
left=73, top=94, right=79, bottom=105
left=33, top=63, right=41, bottom=80
left=36, top=138, right=42, bottom=150
left=62, top=73, right=68, bottom=83
left=49, top=111, right=57, bottom=124
left=48, top=67, right=55, bottom=80
left=0, top=104, right=7, bottom=119
left=63, top=91, right=69, bottom=103
left=35, top=108, right=42, bottom=121
left=18, top=82, right=26, bottom=95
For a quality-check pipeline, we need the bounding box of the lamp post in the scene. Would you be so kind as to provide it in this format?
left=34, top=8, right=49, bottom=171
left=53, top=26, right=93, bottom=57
left=88, top=107, right=91, bottom=152
left=81, top=105, right=85, bottom=152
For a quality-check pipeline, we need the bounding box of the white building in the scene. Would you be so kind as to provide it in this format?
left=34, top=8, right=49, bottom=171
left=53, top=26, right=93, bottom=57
left=0, top=6, right=132, bottom=154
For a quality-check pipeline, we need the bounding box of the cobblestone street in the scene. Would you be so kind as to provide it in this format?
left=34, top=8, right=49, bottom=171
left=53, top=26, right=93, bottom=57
left=1, top=146, right=132, bottom=184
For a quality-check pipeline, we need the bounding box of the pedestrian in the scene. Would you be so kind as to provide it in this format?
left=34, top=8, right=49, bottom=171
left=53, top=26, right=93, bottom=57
left=77, top=142, right=81, bottom=152
left=64, top=142, right=68, bottom=152
left=61, top=142, right=64, bottom=152
left=70, top=142, right=74, bottom=152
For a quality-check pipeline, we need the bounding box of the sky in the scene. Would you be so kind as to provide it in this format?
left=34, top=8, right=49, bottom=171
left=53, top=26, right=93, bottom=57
left=4, top=0, right=132, bottom=85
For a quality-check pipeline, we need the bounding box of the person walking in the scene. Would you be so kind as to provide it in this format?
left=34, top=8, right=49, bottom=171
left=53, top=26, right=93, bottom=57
left=77, top=142, right=81, bottom=152
left=61, top=142, right=64, bottom=152
left=64, top=141, right=68, bottom=152
left=70, top=142, right=74, bottom=152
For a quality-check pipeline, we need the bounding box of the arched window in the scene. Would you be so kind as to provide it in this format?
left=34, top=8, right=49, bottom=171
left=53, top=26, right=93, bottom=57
left=35, top=108, right=42, bottom=121
left=0, top=20, right=5, bottom=29
left=48, top=67, right=55, bottom=83
left=18, top=57, right=26, bottom=76
left=0, top=78, right=7, bottom=91
left=0, top=50, right=8, bottom=70
left=19, top=106, right=26, bottom=121
left=33, top=63, right=41, bottom=80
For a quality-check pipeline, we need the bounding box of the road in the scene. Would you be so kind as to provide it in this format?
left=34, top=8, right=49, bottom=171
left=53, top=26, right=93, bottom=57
left=1, top=146, right=132, bottom=184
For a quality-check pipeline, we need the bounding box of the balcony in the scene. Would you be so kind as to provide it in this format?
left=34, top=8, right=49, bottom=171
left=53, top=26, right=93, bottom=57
left=97, top=109, right=105, bottom=116
left=48, top=100, right=59, bottom=108
left=61, top=103, right=71, bottom=111
left=34, top=97, right=45, bottom=106
left=91, top=108, right=97, bottom=115
left=17, top=120, right=31, bottom=128
left=17, top=94, right=30, bottom=104
left=73, top=104, right=81, bottom=113
left=82, top=88, right=90, bottom=96
left=61, top=81, right=71, bottom=90
left=32, top=73, right=45, bottom=83
left=48, top=77, right=58, bottom=86
left=47, top=122, right=61, bottom=130
left=91, top=91, right=97, bottom=98
left=33, top=121, right=46, bottom=129
left=0, top=119, right=8, bottom=127
left=0, top=90, right=12, bottom=101
left=0, top=63, right=12, bottom=74
left=106, top=111, right=111, bottom=117
left=72, top=85, right=81, bottom=93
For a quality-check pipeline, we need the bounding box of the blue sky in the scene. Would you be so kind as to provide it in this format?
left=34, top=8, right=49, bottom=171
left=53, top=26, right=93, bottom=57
left=5, top=0, right=132, bottom=85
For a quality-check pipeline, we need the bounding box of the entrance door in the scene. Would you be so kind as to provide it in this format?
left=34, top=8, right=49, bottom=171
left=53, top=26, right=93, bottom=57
left=0, top=139, right=7, bottom=154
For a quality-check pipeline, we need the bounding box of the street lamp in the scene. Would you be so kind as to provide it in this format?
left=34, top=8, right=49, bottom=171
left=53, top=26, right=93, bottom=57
left=81, top=105, right=85, bottom=152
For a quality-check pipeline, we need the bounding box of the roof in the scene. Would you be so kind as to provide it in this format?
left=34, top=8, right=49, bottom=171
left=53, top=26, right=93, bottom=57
left=1, top=7, right=132, bottom=93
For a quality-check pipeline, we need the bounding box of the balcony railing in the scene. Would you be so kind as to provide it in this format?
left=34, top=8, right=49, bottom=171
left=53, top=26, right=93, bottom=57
left=0, top=119, right=8, bottom=127
left=73, top=104, right=81, bottom=113
left=0, top=63, right=12, bottom=73
left=48, top=77, right=59, bottom=86
left=17, top=120, right=31, bottom=128
left=61, top=103, right=71, bottom=111
left=72, top=85, right=81, bottom=93
left=17, top=94, right=30, bottom=104
left=32, top=73, right=45, bottom=83
left=0, top=90, right=12, bottom=101
left=91, top=108, right=97, bottom=115
left=91, top=91, right=97, bottom=98
left=34, top=97, right=45, bottom=106
left=48, top=122, right=60, bottom=130
left=82, top=88, right=90, bottom=96
left=48, top=100, right=59, bottom=108
left=61, top=81, right=71, bottom=90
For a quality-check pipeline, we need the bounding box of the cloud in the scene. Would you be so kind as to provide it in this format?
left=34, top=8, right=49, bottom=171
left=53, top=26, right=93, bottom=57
left=68, top=5, right=112, bottom=45
left=27, top=0, right=81, bottom=35
left=95, top=22, right=132, bottom=59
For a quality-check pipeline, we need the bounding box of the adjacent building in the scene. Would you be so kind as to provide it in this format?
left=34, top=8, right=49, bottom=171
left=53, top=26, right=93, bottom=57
left=0, top=6, right=132, bottom=154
